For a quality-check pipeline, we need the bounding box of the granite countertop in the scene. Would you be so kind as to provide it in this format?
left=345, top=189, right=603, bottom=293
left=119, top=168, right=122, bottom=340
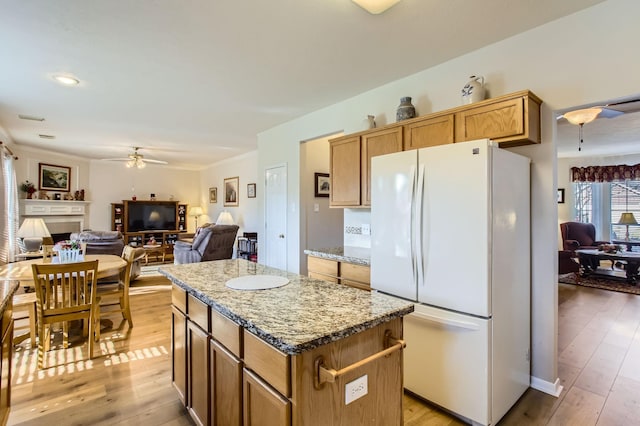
left=159, top=259, right=412, bottom=355
left=303, top=246, right=370, bottom=266
left=0, top=280, right=20, bottom=317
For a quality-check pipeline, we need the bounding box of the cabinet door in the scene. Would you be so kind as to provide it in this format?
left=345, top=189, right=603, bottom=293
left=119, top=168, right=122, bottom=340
left=307, top=256, right=338, bottom=283
left=171, top=306, right=187, bottom=405
left=211, top=339, right=243, bottom=426
left=361, top=126, right=403, bottom=206
left=403, top=114, right=455, bottom=150
left=187, top=321, right=210, bottom=426
left=329, top=136, right=361, bottom=207
left=0, top=320, right=12, bottom=426
left=340, top=263, right=371, bottom=291
left=243, top=368, right=291, bottom=426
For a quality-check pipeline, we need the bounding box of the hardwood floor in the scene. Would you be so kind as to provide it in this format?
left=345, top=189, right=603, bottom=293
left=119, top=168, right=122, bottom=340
left=9, top=277, right=640, bottom=425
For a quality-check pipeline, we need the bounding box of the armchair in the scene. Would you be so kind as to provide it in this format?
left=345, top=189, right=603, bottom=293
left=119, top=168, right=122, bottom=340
left=173, top=224, right=239, bottom=264
left=558, top=250, right=581, bottom=283
left=560, top=222, right=610, bottom=270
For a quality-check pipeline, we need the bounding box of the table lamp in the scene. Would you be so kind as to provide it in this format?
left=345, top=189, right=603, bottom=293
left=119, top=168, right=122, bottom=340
left=189, top=206, right=204, bottom=228
left=618, top=212, right=638, bottom=241
left=17, top=218, right=51, bottom=252
left=216, top=211, right=234, bottom=225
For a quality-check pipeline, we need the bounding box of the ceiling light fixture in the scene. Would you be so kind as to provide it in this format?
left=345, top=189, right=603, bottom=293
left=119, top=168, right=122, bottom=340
left=126, top=157, right=146, bottom=169
left=562, top=107, right=602, bottom=151
left=352, top=0, right=401, bottom=14
left=53, top=74, right=80, bottom=86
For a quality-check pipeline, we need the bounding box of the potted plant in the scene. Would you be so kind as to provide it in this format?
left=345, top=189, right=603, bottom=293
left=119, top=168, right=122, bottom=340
left=19, top=181, right=36, bottom=199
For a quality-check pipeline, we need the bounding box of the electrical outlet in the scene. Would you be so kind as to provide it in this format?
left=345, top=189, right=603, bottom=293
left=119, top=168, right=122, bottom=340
left=345, top=374, right=368, bottom=405
left=361, top=224, right=371, bottom=235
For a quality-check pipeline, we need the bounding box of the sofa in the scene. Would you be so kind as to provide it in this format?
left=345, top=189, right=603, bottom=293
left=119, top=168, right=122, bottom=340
left=173, top=224, right=239, bottom=264
left=70, top=230, right=144, bottom=280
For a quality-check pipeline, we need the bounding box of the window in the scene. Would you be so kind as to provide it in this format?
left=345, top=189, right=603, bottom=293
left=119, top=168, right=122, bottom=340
left=573, top=181, right=640, bottom=242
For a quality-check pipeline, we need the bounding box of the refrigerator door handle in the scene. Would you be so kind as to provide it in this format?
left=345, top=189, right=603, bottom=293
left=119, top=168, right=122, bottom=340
left=410, top=311, right=480, bottom=331
left=416, top=164, right=426, bottom=287
left=409, top=165, right=417, bottom=285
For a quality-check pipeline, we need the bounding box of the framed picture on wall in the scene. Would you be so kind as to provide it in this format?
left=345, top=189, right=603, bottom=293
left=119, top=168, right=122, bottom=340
left=247, top=183, right=256, bottom=198
left=209, top=187, right=217, bottom=203
left=39, top=163, right=71, bottom=192
left=314, top=173, right=330, bottom=198
left=224, top=177, right=239, bottom=207
left=557, top=188, right=565, bottom=204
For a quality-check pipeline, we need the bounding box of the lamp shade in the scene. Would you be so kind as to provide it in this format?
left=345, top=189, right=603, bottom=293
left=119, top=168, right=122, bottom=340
left=216, top=211, right=234, bottom=225
left=189, top=206, right=204, bottom=217
left=563, top=107, right=602, bottom=125
left=618, top=212, right=638, bottom=225
left=352, top=0, right=401, bottom=14
left=17, top=218, right=51, bottom=238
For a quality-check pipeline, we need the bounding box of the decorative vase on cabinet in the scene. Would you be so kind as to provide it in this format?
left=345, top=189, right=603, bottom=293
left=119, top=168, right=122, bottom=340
left=461, top=75, right=485, bottom=105
left=396, top=97, right=416, bottom=121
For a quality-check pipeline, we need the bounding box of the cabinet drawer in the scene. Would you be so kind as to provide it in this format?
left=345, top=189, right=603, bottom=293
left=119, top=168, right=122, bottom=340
left=340, top=263, right=370, bottom=285
left=244, top=330, right=291, bottom=398
left=172, top=284, right=187, bottom=314
left=188, top=294, right=210, bottom=332
left=308, top=271, right=338, bottom=284
left=211, top=309, right=242, bottom=358
left=307, top=256, right=338, bottom=278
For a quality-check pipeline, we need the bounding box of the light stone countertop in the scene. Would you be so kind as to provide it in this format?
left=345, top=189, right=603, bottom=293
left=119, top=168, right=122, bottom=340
left=159, top=259, right=412, bottom=355
left=303, top=246, right=370, bottom=266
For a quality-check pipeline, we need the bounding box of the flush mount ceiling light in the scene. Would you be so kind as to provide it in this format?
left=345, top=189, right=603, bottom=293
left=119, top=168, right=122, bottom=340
left=53, top=74, right=80, bottom=86
left=352, top=0, right=401, bottom=14
left=562, top=107, right=602, bottom=125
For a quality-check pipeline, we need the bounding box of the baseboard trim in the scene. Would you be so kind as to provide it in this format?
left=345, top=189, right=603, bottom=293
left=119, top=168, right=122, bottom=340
left=530, top=376, right=563, bottom=397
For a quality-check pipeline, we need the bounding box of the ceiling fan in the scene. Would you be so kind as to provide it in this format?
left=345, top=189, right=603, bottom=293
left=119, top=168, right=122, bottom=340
left=558, top=98, right=640, bottom=123
left=101, top=147, right=168, bottom=169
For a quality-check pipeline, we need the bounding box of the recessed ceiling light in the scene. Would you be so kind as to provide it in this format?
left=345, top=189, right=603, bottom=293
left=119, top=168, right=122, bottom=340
left=38, top=134, right=55, bottom=139
left=53, top=74, right=80, bottom=86
left=18, top=114, right=45, bottom=121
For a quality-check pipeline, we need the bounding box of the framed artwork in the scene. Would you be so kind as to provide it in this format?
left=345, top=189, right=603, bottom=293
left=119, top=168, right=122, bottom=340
left=224, top=176, right=239, bottom=207
left=247, top=183, right=256, bottom=198
left=39, top=163, right=71, bottom=192
left=314, top=172, right=330, bottom=198
left=557, top=188, right=565, bottom=204
left=209, top=187, right=218, bottom=203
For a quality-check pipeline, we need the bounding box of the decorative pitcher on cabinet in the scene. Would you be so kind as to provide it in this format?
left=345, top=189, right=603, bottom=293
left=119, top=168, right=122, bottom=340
left=461, top=75, right=485, bottom=105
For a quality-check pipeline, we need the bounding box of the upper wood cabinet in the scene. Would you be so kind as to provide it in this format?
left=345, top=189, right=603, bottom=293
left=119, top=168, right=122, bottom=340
left=329, top=136, right=361, bottom=207
left=403, top=112, right=455, bottom=150
left=454, top=90, right=541, bottom=147
left=361, top=126, right=403, bottom=206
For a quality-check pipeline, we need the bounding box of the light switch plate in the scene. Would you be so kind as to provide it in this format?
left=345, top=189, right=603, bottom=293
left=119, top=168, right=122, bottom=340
left=345, top=374, right=368, bottom=405
left=314, top=203, right=319, bottom=212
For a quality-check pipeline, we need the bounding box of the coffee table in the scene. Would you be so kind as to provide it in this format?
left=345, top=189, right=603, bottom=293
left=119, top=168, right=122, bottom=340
left=142, top=244, right=165, bottom=264
left=575, top=249, right=640, bottom=283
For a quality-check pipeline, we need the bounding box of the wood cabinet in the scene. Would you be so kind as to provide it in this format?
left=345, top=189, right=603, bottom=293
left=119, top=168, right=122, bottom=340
left=171, top=287, right=188, bottom=405
left=329, top=136, right=361, bottom=207
left=0, top=297, right=13, bottom=426
left=210, top=340, right=242, bottom=426
left=361, top=126, right=403, bottom=206
left=307, top=255, right=370, bottom=291
left=243, top=368, right=291, bottom=426
left=329, top=90, right=542, bottom=207
left=188, top=321, right=209, bottom=426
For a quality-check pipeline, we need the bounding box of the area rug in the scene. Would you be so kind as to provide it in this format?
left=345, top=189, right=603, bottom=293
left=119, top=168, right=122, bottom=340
left=558, top=273, right=640, bottom=295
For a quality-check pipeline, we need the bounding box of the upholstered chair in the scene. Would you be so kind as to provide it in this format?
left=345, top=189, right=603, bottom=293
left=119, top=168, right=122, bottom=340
left=173, top=224, right=239, bottom=264
left=560, top=222, right=610, bottom=270
left=558, top=250, right=581, bottom=283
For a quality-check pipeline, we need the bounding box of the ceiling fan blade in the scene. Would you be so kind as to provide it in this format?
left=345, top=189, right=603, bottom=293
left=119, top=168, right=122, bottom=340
left=598, top=108, right=625, bottom=119
left=142, top=158, right=169, bottom=165
left=101, top=158, right=133, bottom=162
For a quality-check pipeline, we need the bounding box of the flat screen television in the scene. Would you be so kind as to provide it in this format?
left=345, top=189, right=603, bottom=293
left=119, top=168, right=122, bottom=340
left=126, top=201, right=177, bottom=232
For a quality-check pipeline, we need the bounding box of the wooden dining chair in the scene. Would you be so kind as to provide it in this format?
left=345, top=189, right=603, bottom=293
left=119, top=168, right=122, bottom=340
left=31, top=260, right=100, bottom=369
left=97, top=246, right=144, bottom=328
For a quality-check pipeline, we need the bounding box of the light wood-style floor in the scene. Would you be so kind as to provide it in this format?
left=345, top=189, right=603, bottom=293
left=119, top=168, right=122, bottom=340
left=9, top=276, right=640, bottom=425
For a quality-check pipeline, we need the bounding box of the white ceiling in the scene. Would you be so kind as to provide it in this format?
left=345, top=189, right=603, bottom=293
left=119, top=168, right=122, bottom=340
left=0, top=0, right=609, bottom=169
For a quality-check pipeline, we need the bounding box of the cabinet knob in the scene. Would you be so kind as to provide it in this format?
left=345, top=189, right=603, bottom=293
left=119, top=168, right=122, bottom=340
left=278, top=234, right=285, bottom=239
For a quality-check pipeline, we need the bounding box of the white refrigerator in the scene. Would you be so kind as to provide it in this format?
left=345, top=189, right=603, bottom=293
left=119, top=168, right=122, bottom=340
left=370, top=139, right=531, bottom=426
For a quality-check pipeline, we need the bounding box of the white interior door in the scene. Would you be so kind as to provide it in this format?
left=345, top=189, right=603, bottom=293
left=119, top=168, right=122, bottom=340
left=264, top=164, right=287, bottom=270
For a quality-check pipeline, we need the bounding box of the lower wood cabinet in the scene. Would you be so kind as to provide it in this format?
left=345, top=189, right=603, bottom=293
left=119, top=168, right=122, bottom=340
left=211, top=339, right=243, bottom=425
left=307, top=255, right=370, bottom=291
left=171, top=303, right=187, bottom=404
left=0, top=300, right=13, bottom=426
left=243, top=368, right=291, bottom=426
left=187, top=321, right=210, bottom=426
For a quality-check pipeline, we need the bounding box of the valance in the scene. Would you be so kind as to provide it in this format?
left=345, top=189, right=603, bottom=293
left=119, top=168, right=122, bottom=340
left=570, top=164, right=640, bottom=182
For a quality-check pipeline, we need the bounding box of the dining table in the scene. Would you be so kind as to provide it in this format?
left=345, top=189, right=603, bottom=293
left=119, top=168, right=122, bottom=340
left=0, top=254, right=127, bottom=284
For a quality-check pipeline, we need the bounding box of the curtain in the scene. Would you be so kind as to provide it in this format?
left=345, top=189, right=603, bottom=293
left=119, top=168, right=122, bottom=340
left=570, top=164, right=640, bottom=182
left=1, top=150, right=19, bottom=263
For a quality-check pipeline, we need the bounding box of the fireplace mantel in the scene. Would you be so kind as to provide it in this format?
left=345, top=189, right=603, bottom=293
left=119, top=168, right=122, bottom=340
left=19, top=199, right=90, bottom=216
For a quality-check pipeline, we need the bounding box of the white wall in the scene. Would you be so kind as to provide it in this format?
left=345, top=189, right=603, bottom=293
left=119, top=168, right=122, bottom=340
left=199, top=151, right=259, bottom=244
left=257, top=0, right=640, bottom=392
left=300, top=135, right=344, bottom=274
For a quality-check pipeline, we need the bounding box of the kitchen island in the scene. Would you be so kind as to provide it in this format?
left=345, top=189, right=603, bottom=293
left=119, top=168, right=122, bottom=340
left=0, top=280, right=19, bottom=425
left=160, top=259, right=413, bottom=426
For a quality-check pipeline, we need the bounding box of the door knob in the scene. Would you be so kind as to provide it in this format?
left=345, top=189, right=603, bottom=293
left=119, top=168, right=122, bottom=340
left=279, top=234, right=285, bottom=238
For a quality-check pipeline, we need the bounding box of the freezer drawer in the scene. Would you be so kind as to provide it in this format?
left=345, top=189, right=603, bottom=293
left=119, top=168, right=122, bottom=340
left=404, top=304, right=491, bottom=425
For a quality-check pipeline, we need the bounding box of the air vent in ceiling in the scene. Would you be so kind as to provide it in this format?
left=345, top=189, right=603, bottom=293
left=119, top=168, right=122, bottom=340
left=38, top=134, right=55, bottom=139
left=18, top=114, right=45, bottom=121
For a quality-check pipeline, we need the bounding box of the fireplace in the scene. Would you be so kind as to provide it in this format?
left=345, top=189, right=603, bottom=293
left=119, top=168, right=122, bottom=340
left=19, top=199, right=89, bottom=244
